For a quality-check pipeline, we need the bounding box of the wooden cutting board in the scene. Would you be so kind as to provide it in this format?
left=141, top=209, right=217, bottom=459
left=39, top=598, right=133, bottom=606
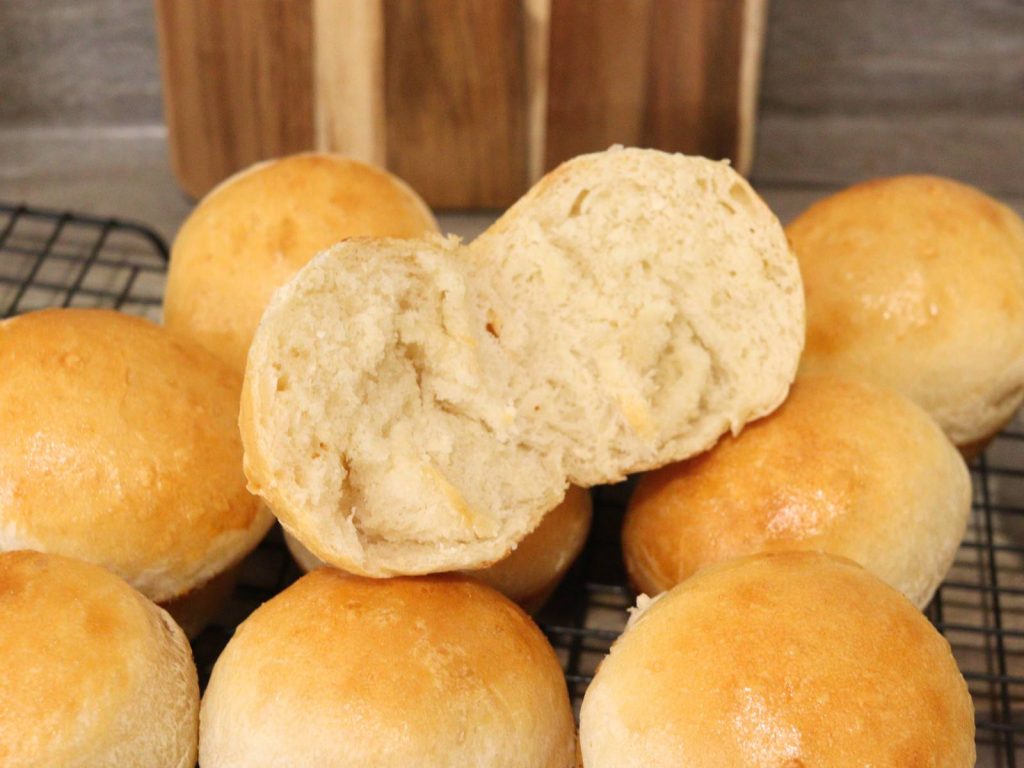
left=156, top=0, right=768, bottom=208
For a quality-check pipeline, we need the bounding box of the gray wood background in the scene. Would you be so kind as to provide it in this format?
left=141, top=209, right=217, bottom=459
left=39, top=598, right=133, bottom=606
left=757, top=0, right=1024, bottom=195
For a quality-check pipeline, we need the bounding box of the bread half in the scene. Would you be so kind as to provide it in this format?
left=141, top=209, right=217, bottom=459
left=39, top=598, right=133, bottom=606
left=241, top=148, right=804, bottom=575
left=473, top=147, right=804, bottom=484
left=242, top=236, right=566, bottom=576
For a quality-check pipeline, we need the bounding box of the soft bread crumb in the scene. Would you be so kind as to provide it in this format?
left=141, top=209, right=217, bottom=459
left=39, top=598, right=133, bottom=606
left=473, top=148, right=803, bottom=484
left=241, top=148, right=803, bottom=575
left=242, top=236, right=565, bottom=576
left=625, top=592, right=665, bottom=629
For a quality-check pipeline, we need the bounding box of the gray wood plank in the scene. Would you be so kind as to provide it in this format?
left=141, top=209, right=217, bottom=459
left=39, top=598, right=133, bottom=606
left=0, top=127, right=498, bottom=242
left=761, top=0, right=1024, bottom=115
left=3, top=0, right=1021, bottom=128
left=2, top=0, right=1022, bottom=200
left=0, top=0, right=162, bottom=127
left=0, top=126, right=192, bottom=240
left=3, top=125, right=1020, bottom=244
left=752, top=112, right=1024, bottom=198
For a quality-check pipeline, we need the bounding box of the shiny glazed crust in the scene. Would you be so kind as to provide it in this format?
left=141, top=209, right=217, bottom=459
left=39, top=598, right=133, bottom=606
left=0, top=551, right=199, bottom=767
left=580, top=552, right=975, bottom=767
left=623, top=375, right=971, bottom=608
left=0, top=309, right=273, bottom=602
left=791, top=174, right=1024, bottom=448
left=199, top=571, right=576, bottom=767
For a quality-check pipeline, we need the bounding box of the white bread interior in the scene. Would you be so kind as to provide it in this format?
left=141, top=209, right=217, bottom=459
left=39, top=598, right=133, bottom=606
left=242, top=236, right=567, bottom=576
left=241, top=148, right=804, bottom=576
left=472, top=148, right=804, bottom=484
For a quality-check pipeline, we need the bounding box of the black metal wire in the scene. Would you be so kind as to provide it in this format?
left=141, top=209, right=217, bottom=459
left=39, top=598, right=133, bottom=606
left=8, top=214, right=70, bottom=313
left=1, top=202, right=1021, bottom=761
left=60, top=221, right=112, bottom=308
left=978, top=452, right=1019, bottom=767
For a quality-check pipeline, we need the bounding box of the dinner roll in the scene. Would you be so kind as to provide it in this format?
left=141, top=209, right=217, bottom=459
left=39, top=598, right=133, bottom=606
left=580, top=552, right=975, bottom=768
left=790, top=175, right=1024, bottom=453
left=285, top=486, right=593, bottom=613
left=163, top=152, right=438, bottom=373
left=624, top=375, right=970, bottom=608
left=283, top=530, right=325, bottom=573
left=0, top=550, right=199, bottom=767
left=241, top=147, right=804, bottom=576
left=464, top=485, right=591, bottom=611
left=0, top=309, right=273, bottom=631
left=199, top=571, right=576, bottom=767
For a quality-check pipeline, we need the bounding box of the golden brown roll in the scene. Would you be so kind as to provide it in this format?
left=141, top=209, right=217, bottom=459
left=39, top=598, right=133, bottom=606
left=624, top=375, right=970, bottom=608
left=464, top=486, right=591, bottom=611
left=285, top=486, right=592, bottom=613
left=0, top=550, right=199, bottom=767
left=789, top=175, right=1024, bottom=452
left=0, top=309, right=273, bottom=632
left=163, top=153, right=439, bottom=373
left=580, top=552, right=975, bottom=768
left=199, top=571, right=576, bottom=767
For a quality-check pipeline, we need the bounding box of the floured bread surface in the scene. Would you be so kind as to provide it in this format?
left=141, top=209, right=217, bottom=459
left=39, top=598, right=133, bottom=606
left=475, top=147, right=804, bottom=483
left=243, top=148, right=803, bottom=575
left=241, top=236, right=565, bottom=576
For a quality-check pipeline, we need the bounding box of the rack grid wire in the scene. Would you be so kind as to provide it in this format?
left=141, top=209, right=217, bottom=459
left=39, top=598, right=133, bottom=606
left=2, top=202, right=1023, bottom=766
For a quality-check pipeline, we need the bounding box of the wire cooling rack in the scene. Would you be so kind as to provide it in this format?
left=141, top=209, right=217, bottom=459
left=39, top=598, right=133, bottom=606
left=2, top=202, right=1023, bottom=766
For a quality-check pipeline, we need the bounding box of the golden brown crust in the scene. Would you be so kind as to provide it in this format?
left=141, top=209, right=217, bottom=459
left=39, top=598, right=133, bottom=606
left=467, top=486, right=592, bottom=611
left=164, top=153, right=439, bottom=373
left=580, top=552, right=975, bottom=768
left=623, top=375, right=970, bottom=608
left=284, top=487, right=593, bottom=613
left=0, top=551, right=199, bottom=767
left=957, top=410, right=1016, bottom=461
left=200, top=571, right=576, bottom=767
left=0, top=309, right=273, bottom=602
left=789, top=174, right=1024, bottom=448
left=159, top=563, right=241, bottom=638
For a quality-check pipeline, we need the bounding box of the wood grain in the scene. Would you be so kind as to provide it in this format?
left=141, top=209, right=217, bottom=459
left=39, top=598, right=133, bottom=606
left=644, top=2, right=731, bottom=161
left=753, top=112, right=1024, bottom=197
left=154, top=0, right=315, bottom=199
left=382, top=0, right=529, bottom=208
left=736, top=0, right=769, bottom=172
left=523, top=0, right=552, bottom=182
left=544, top=0, right=654, bottom=170
left=545, top=0, right=764, bottom=175
left=313, top=0, right=385, bottom=166
left=645, top=0, right=767, bottom=173
left=9, top=0, right=1024, bottom=201
left=761, top=0, right=1024, bottom=115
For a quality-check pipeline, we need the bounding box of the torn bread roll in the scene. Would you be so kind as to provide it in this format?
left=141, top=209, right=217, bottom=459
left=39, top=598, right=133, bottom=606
left=0, top=551, right=199, bottom=767
left=286, top=486, right=592, bottom=613
left=241, top=147, right=804, bottom=576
